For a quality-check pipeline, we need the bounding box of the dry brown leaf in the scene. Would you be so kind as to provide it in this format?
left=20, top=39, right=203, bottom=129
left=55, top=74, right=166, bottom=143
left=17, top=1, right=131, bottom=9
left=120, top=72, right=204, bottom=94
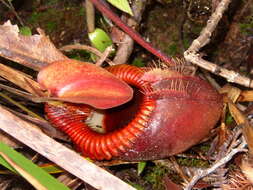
left=228, top=102, right=247, bottom=125
left=243, top=125, right=253, bottom=155
left=241, top=159, right=253, bottom=186
left=0, top=63, right=42, bottom=94
left=238, top=90, right=253, bottom=102
left=228, top=102, right=253, bottom=155
left=219, top=84, right=241, bottom=103
left=0, top=21, right=67, bottom=71
left=243, top=123, right=253, bottom=156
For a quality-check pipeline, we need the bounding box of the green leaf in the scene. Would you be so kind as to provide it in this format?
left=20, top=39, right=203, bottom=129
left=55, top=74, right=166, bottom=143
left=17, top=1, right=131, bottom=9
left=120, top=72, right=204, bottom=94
left=0, top=152, right=17, bottom=173
left=88, top=28, right=113, bottom=52
left=19, top=26, right=32, bottom=36
left=137, top=161, right=146, bottom=176
left=106, top=0, right=133, bottom=15
left=0, top=142, right=70, bottom=190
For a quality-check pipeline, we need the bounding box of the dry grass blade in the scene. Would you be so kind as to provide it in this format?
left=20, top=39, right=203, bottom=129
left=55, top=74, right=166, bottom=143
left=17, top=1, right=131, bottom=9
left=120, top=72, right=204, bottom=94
left=0, top=21, right=67, bottom=70
left=0, top=83, right=48, bottom=104
left=0, top=63, right=42, bottom=95
left=0, top=0, right=24, bottom=26
left=0, top=180, right=11, bottom=190
left=0, top=83, right=66, bottom=104
left=0, top=105, right=135, bottom=190
left=0, top=92, right=44, bottom=120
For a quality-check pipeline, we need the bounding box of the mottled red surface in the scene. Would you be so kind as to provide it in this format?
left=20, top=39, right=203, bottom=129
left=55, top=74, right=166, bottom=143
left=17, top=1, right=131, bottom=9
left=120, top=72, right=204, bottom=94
left=37, top=59, right=133, bottom=109
left=118, top=80, right=222, bottom=160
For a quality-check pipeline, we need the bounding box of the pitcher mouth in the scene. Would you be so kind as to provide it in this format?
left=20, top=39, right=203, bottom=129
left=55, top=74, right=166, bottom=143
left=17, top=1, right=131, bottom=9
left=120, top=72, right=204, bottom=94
left=86, top=88, right=145, bottom=134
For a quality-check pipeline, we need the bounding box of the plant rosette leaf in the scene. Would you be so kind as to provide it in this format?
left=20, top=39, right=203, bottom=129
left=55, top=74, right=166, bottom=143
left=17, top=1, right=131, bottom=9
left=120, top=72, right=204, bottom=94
left=88, top=28, right=113, bottom=52
left=106, top=0, right=133, bottom=15
left=0, top=142, right=70, bottom=190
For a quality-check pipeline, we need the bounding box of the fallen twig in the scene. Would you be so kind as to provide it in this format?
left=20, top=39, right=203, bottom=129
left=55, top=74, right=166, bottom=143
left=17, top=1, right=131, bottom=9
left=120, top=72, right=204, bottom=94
left=60, top=44, right=115, bottom=65
left=96, top=46, right=113, bottom=66
left=187, top=0, right=231, bottom=53
left=184, top=53, right=253, bottom=87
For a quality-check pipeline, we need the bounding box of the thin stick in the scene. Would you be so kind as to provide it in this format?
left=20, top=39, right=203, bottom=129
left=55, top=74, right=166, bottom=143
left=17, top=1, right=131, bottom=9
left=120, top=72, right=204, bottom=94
left=95, top=46, right=113, bottom=66
left=60, top=44, right=115, bottom=65
left=187, top=0, right=231, bottom=52
left=184, top=53, right=253, bottom=87
left=0, top=106, right=135, bottom=190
